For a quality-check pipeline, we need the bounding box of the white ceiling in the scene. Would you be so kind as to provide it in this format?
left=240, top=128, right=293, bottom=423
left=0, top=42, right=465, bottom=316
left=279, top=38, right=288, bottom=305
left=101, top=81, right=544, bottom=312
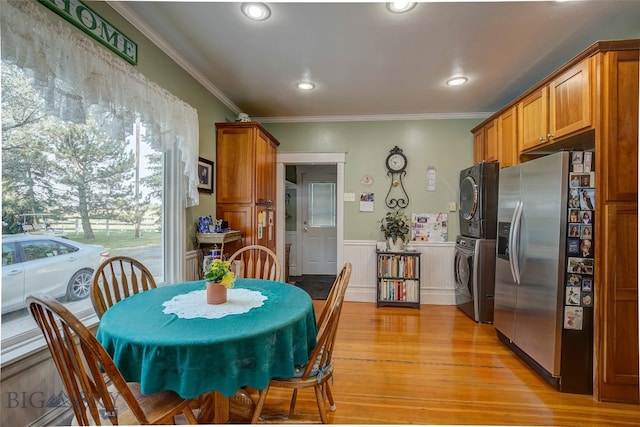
left=111, top=1, right=640, bottom=122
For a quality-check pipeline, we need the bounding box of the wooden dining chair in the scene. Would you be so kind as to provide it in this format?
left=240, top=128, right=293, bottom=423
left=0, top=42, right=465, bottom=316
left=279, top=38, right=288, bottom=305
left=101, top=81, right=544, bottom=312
left=250, top=262, right=352, bottom=424
left=27, top=294, right=198, bottom=425
left=90, top=255, right=157, bottom=318
left=312, top=262, right=352, bottom=411
left=228, top=245, right=282, bottom=281
left=316, top=262, right=352, bottom=330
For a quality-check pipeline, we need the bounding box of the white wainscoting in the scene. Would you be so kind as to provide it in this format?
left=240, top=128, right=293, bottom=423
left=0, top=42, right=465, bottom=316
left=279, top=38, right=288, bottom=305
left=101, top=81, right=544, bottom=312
left=188, top=242, right=455, bottom=304
left=185, top=249, right=199, bottom=281
left=343, top=240, right=456, bottom=305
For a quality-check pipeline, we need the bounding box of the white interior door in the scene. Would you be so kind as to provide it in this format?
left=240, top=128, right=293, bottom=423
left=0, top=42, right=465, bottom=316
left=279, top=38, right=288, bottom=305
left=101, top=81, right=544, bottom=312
left=300, top=167, right=337, bottom=275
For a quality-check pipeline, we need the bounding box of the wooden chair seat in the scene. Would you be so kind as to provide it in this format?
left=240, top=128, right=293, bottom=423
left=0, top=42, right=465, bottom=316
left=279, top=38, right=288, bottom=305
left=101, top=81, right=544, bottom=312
left=28, top=294, right=197, bottom=425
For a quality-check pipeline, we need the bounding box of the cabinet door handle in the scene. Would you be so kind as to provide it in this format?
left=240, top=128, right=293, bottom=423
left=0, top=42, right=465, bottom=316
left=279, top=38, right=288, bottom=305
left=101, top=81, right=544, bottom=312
left=539, top=136, right=546, bottom=142
left=547, top=133, right=554, bottom=139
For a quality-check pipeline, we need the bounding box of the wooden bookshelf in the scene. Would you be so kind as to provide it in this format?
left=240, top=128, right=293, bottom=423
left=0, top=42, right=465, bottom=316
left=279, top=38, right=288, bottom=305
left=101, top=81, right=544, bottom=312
left=376, top=250, right=421, bottom=308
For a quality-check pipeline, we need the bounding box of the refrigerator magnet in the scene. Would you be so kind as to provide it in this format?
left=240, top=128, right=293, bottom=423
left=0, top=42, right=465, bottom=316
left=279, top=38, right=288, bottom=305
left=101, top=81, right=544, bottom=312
left=564, top=307, right=583, bottom=330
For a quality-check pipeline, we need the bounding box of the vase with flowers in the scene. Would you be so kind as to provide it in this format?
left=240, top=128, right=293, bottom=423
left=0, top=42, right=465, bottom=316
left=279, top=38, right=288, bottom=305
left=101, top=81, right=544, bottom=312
left=380, top=210, right=411, bottom=251
left=204, top=258, right=236, bottom=304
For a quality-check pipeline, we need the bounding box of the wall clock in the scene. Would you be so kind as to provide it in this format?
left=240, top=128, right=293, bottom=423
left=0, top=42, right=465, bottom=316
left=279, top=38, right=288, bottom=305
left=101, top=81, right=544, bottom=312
left=384, top=146, right=410, bottom=209
left=386, top=151, right=407, bottom=173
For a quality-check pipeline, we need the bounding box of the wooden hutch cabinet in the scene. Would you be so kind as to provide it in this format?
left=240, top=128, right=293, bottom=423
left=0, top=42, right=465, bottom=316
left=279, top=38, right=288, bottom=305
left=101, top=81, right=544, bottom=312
left=470, top=40, right=639, bottom=404
left=595, top=48, right=639, bottom=404
left=215, top=122, right=279, bottom=255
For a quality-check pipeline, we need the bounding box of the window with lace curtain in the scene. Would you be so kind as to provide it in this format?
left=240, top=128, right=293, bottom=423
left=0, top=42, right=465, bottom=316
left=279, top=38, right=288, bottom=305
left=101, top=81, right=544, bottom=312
left=1, top=0, right=200, bottom=348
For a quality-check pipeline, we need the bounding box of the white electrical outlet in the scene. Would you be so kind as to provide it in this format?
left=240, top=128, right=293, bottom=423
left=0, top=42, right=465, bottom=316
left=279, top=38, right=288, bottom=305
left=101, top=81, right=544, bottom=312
left=449, top=202, right=457, bottom=212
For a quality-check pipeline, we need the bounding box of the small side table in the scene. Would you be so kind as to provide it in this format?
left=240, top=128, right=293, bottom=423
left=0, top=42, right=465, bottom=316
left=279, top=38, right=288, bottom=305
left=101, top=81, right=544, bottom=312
left=196, top=231, right=243, bottom=276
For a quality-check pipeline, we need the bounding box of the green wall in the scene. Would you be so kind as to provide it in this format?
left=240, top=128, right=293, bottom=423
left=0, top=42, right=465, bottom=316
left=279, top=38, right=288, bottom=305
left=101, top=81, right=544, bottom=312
left=264, top=119, right=481, bottom=241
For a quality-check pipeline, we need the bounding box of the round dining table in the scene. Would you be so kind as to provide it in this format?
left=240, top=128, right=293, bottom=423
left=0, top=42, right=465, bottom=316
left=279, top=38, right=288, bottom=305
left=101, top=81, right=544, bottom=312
left=96, top=278, right=317, bottom=409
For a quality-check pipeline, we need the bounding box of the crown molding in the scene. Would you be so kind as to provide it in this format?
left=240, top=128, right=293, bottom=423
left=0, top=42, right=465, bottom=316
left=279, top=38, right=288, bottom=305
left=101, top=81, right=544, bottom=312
left=255, top=112, right=493, bottom=124
left=107, top=1, right=241, bottom=115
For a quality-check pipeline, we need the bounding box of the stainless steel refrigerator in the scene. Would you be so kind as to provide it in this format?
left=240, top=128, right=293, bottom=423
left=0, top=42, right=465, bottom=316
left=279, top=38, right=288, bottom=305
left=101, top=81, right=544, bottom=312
left=494, top=151, right=593, bottom=394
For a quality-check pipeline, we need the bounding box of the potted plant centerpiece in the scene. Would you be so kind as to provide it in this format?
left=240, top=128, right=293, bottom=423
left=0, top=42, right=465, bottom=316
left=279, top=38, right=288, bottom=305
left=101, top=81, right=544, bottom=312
left=204, top=258, right=236, bottom=304
left=380, top=210, right=411, bottom=251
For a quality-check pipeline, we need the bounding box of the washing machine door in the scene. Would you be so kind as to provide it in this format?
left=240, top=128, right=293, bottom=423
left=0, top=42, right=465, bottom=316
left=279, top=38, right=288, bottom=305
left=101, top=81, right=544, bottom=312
left=459, top=175, right=479, bottom=221
left=454, top=247, right=474, bottom=301
left=454, top=244, right=477, bottom=321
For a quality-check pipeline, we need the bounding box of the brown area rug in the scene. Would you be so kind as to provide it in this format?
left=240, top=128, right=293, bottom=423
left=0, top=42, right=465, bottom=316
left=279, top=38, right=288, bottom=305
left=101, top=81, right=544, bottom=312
left=289, top=275, right=335, bottom=300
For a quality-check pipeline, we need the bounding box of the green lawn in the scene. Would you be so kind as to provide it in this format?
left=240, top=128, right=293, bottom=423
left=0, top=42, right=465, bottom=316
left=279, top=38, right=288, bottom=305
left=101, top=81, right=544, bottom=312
left=66, top=230, right=161, bottom=251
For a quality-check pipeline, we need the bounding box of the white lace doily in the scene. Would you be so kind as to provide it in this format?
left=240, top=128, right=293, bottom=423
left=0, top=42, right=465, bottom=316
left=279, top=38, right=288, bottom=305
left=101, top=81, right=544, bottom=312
left=162, top=288, right=267, bottom=319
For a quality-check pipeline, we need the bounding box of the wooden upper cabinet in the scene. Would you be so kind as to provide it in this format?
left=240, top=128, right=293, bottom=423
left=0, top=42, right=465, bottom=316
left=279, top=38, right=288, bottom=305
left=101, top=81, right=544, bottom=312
left=216, top=125, right=255, bottom=204
left=549, top=58, right=592, bottom=139
left=599, top=50, right=639, bottom=202
left=484, top=119, right=498, bottom=162
left=497, top=106, right=518, bottom=168
left=216, top=122, right=280, bottom=205
left=472, top=119, right=498, bottom=164
left=473, top=127, right=485, bottom=164
left=518, top=86, right=549, bottom=151
left=255, top=130, right=277, bottom=205
left=518, top=58, right=593, bottom=153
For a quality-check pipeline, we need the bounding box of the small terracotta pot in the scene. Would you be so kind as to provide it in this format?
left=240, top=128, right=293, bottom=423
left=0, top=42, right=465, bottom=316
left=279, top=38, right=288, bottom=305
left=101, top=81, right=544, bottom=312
left=206, top=282, right=227, bottom=304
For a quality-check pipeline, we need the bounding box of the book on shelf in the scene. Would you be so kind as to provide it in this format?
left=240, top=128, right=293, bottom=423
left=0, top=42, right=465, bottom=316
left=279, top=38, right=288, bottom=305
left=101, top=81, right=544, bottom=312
left=378, top=279, right=419, bottom=302
left=378, top=254, right=417, bottom=278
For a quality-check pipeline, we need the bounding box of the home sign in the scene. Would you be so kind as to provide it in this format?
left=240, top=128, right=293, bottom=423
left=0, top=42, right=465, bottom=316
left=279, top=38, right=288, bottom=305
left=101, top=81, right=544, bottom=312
left=38, top=0, right=138, bottom=65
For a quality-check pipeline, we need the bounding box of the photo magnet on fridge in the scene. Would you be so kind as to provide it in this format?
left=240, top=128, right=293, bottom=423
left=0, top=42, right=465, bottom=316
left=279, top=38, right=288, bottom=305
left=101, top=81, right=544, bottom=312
left=564, top=306, right=583, bottom=330
left=567, top=238, right=580, bottom=255
left=583, top=152, right=593, bottom=172
left=566, top=286, right=581, bottom=306
left=579, top=188, right=595, bottom=210
left=581, top=292, right=593, bottom=307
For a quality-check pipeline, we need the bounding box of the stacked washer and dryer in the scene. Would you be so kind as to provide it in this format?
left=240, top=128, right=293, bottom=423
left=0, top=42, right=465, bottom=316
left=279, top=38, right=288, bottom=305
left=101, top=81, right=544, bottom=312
left=454, top=162, right=499, bottom=323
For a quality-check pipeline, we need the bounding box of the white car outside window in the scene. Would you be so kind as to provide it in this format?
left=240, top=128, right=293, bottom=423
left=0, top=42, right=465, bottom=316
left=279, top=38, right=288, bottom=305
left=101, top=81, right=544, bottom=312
left=1, top=234, right=109, bottom=313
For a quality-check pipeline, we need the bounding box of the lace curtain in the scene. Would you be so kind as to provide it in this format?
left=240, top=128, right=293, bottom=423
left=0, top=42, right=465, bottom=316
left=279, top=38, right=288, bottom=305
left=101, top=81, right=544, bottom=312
left=1, top=0, right=200, bottom=207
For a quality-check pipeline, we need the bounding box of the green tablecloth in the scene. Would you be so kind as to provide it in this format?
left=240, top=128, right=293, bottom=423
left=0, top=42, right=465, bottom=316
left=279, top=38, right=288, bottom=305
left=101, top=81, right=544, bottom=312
left=96, top=279, right=317, bottom=398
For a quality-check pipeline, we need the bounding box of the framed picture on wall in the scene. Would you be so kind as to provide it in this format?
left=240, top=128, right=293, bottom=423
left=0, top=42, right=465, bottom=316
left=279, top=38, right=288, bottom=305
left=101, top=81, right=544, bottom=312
left=198, top=157, right=214, bottom=193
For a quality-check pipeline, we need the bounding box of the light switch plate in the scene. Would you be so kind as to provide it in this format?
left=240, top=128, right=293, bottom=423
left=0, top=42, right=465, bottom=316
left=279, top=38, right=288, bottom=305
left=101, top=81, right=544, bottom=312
left=343, top=192, right=356, bottom=202
left=449, top=202, right=457, bottom=212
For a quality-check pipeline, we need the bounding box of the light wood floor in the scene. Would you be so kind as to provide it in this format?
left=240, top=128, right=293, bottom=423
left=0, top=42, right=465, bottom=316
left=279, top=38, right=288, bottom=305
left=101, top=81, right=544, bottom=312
left=239, top=300, right=640, bottom=426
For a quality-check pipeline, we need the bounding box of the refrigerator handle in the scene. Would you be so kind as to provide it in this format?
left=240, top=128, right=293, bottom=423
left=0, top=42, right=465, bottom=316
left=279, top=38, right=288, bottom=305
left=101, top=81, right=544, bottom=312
left=510, top=200, right=524, bottom=284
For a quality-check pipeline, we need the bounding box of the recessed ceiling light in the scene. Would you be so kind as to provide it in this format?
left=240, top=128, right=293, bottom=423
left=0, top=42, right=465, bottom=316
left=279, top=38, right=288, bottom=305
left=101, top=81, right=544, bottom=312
left=241, top=3, right=271, bottom=21
left=296, top=81, right=315, bottom=91
left=446, top=76, right=468, bottom=87
left=386, top=2, right=417, bottom=13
